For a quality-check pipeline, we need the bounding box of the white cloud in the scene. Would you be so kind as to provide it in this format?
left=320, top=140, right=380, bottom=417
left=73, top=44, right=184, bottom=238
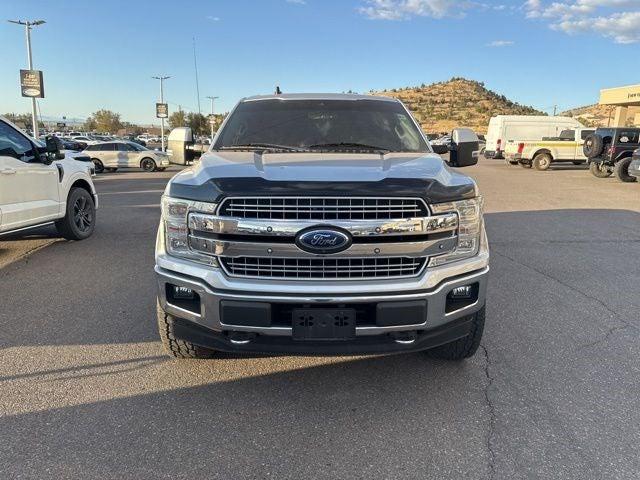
left=358, top=0, right=475, bottom=20
left=286, top=0, right=306, bottom=4
left=486, top=39, right=515, bottom=46
left=555, top=10, right=640, bottom=43
left=206, top=15, right=220, bottom=21
left=524, top=0, right=640, bottom=43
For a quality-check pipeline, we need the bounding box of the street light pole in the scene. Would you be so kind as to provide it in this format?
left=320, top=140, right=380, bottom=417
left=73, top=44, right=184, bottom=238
left=152, top=75, right=170, bottom=151
left=8, top=19, right=45, bottom=139
left=206, top=95, right=219, bottom=142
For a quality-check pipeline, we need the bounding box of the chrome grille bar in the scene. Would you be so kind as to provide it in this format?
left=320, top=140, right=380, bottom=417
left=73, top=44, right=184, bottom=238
left=221, top=257, right=426, bottom=280
left=189, top=213, right=458, bottom=237
left=218, top=197, right=429, bottom=220
left=189, top=235, right=457, bottom=258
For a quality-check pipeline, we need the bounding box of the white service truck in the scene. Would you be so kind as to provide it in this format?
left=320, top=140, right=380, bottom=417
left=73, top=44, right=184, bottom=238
left=485, top=115, right=583, bottom=161
left=504, top=128, right=595, bottom=170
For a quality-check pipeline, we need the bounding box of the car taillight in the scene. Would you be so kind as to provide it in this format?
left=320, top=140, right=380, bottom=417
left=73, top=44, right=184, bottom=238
left=497, top=139, right=502, bottom=152
left=517, top=142, right=525, bottom=154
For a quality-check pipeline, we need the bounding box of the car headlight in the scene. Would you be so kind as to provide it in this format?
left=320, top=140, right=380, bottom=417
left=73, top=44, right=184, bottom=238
left=161, top=195, right=219, bottom=267
left=428, top=197, right=483, bottom=267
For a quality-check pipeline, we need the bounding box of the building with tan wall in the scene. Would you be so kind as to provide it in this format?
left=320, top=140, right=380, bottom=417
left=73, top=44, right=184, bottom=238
left=599, top=84, right=640, bottom=127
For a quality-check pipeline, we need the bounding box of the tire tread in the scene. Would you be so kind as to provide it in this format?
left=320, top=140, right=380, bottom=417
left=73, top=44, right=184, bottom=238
left=157, top=302, right=216, bottom=359
left=426, top=306, right=485, bottom=361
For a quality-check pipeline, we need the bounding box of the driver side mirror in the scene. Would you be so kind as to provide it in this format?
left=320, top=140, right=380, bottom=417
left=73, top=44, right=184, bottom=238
left=448, top=128, right=479, bottom=168
left=45, top=135, right=65, bottom=161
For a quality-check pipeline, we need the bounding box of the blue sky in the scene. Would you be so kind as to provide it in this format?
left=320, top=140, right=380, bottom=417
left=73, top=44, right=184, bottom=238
left=2, top=0, right=639, bottom=125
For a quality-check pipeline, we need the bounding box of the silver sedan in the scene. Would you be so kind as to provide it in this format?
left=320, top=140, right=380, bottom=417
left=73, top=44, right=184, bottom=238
left=84, top=141, right=171, bottom=173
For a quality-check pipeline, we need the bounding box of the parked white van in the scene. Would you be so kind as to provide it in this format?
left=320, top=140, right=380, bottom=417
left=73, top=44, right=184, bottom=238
left=485, top=115, right=583, bottom=160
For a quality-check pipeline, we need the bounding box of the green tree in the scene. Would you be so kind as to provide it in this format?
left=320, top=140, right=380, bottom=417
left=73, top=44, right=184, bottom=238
left=3, top=113, right=43, bottom=129
left=85, top=109, right=123, bottom=133
left=169, top=110, right=187, bottom=129
left=186, top=112, right=208, bottom=136
left=84, top=117, right=97, bottom=131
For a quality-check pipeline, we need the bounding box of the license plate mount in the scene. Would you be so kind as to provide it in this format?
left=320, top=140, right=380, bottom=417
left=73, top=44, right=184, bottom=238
left=292, top=308, right=356, bottom=341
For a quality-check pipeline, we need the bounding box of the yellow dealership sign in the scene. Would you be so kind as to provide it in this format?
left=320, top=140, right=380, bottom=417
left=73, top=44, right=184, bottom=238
left=599, top=84, right=640, bottom=106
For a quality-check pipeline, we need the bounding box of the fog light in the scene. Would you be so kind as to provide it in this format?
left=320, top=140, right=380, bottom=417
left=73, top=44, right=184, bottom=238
left=449, top=285, right=473, bottom=300
left=173, top=286, right=195, bottom=300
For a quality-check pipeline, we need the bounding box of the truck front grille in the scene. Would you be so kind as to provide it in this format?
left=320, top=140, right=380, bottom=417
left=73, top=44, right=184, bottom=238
left=221, top=257, right=426, bottom=280
left=219, top=197, right=428, bottom=220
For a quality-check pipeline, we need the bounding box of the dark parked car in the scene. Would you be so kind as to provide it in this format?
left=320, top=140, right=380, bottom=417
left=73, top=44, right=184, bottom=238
left=583, top=127, right=640, bottom=182
left=59, top=138, right=86, bottom=151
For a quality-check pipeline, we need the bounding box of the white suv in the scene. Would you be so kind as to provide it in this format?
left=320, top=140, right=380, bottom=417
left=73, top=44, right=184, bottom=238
left=0, top=117, right=98, bottom=240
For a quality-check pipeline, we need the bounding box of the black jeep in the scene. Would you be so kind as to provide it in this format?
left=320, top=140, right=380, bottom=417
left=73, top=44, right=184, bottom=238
left=583, top=128, right=639, bottom=182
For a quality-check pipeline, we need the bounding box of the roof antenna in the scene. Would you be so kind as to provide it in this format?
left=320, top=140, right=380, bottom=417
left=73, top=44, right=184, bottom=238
left=275, top=85, right=282, bottom=95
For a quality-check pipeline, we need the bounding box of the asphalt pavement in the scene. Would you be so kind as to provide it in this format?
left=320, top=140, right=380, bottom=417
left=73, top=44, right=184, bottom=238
left=1, top=161, right=639, bottom=479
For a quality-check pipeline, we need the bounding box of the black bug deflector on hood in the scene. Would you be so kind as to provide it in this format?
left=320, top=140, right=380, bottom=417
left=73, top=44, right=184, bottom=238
left=166, top=151, right=478, bottom=204
left=168, top=177, right=476, bottom=204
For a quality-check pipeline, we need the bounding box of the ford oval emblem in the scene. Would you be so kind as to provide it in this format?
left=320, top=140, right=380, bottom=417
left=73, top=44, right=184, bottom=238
left=295, top=227, right=352, bottom=254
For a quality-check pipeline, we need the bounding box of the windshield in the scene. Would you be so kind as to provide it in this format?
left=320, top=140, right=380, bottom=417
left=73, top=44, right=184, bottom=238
left=214, top=99, right=428, bottom=152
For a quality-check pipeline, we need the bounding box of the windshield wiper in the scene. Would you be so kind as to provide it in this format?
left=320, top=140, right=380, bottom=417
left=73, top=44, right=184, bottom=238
left=307, top=142, right=390, bottom=152
left=218, top=143, right=305, bottom=152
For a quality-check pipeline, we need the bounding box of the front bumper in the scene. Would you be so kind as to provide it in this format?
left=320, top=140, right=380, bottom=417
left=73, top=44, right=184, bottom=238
left=156, top=264, right=489, bottom=355
left=484, top=150, right=503, bottom=159
left=629, top=157, right=640, bottom=179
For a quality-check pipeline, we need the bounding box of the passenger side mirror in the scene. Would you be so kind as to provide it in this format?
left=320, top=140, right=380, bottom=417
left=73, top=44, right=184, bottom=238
left=448, top=128, right=479, bottom=168
left=45, top=135, right=65, bottom=161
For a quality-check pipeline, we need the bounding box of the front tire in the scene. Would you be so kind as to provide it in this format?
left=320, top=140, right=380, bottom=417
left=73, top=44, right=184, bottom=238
left=55, top=187, right=96, bottom=240
left=589, top=161, right=612, bottom=178
left=533, top=153, right=552, bottom=171
left=157, top=302, right=216, bottom=359
left=613, top=157, right=637, bottom=183
left=520, top=161, right=532, bottom=169
left=426, top=306, right=485, bottom=360
left=141, top=157, right=157, bottom=172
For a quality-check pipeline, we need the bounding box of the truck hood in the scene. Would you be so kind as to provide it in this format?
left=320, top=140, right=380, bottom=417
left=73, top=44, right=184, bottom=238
left=166, top=151, right=477, bottom=204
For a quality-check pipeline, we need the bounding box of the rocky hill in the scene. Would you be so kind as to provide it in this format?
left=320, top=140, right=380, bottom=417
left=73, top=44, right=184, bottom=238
left=375, top=78, right=544, bottom=134
left=561, top=104, right=640, bottom=128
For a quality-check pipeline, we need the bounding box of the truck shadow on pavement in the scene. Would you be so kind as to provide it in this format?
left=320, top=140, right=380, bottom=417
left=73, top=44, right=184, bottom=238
left=0, top=352, right=493, bottom=480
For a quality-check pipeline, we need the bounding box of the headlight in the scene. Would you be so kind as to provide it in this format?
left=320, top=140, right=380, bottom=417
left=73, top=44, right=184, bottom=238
left=428, top=197, right=483, bottom=267
left=161, top=195, right=219, bottom=267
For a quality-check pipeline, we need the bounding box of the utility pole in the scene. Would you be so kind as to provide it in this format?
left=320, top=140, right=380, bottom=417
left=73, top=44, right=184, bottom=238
left=8, top=19, right=45, bottom=139
left=192, top=38, right=201, bottom=115
left=206, top=95, right=219, bottom=141
left=152, top=75, right=170, bottom=152
left=553, top=105, right=558, bottom=116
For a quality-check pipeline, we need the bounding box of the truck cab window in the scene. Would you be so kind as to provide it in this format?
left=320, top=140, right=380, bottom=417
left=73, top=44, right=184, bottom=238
left=0, top=121, right=38, bottom=162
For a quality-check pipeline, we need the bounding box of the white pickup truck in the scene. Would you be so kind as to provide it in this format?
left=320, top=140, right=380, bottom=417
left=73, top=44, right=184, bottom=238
left=504, top=128, right=594, bottom=170
left=0, top=117, right=98, bottom=240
